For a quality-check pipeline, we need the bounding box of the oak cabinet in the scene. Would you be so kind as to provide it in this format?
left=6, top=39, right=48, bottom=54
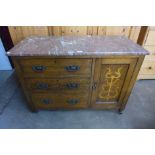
left=8, top=36, right=148, bottom=113
left=11, top=56, right=144, bottom=113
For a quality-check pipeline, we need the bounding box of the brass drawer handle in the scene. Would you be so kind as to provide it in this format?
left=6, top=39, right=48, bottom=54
left=65, top=65, right=80, bottom=72
left=32, top=65, right=46, bottom=72
left=66, top=83, right=79, bottom=89
left=36, top=83, right=49, bottom=89
left=67, top=99, right=79, bottom=105
left=41, top=99, right=53, bottom=104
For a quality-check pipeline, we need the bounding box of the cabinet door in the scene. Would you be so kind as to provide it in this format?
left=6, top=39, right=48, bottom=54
left=91, top=58, right=137, bottom=109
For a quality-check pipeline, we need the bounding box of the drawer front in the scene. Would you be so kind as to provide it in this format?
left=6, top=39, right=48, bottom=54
left=31, top=93, right=89, bottom=109
left=139, top=60, right=155, bottom=75
left=18, top=58, right=92, bottom=77
left=25, top=78, right=90, bottom=92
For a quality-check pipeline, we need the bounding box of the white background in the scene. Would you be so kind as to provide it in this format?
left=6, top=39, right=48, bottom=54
left=1, top=0, right=155, bottom=25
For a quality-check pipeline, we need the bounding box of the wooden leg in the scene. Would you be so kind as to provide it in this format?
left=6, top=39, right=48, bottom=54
left=28, top=105, right=38, bottom=113
left=31, top=109, right=38, bottom=113
left=118, top=108, right=123, bottom=114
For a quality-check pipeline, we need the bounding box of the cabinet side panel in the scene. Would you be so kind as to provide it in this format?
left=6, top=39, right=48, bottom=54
left=12, top=57, right=37, bottom=111
left=120, top=56, right=145, bottom=111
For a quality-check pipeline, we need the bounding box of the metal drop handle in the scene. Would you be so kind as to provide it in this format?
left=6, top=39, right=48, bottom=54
left=65, top=65, right=80, bottom=71
left=67, top=99, right=79, bottom=105
left=32, top=65, right=46, bottom=72
left=36, top=83, right=49, bottom=89
left=66, top=83, right=79, bottom=89
left=42, top=99, right=53, bottom=104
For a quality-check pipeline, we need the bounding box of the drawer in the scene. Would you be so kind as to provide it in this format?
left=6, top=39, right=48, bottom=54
left=31, top=93, right=89, bottom=109
left=139, top=60, right=155, bottom=75
left=18, top=58, right=92, bottom=77
left=25, top=77, right=90, bottom=92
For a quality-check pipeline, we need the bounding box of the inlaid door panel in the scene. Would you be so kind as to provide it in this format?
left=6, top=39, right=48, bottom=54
left=91, top=58, right=137, bottom=109
left=97, top=64, right=128, bottom=103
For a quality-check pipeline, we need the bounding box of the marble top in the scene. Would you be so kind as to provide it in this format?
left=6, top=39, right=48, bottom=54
left=7, top=36, right=149, bottom=56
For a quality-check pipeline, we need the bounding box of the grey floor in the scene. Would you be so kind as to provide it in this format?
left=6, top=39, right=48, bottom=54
left=0, top=70, right=155, bottom=129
